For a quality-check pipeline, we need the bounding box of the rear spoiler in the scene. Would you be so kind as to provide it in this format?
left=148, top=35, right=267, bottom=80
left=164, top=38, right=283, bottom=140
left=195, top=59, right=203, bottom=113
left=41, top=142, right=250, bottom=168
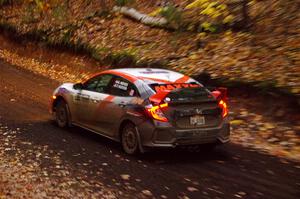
left=149, top=87, right=228, bottom=105
left=149, top=90, right=170, bottom=105
left=210, top=87, right=228, bottom=101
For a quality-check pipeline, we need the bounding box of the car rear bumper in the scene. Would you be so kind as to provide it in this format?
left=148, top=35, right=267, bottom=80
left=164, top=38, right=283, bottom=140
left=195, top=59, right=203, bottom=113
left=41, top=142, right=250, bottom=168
left=138, top=121, right=230, bottom=148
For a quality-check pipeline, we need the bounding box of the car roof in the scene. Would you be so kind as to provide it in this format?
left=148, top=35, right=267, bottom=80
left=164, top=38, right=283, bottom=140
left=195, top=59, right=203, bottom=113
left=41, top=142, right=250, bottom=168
left=112, top=68, right=194, bottom=84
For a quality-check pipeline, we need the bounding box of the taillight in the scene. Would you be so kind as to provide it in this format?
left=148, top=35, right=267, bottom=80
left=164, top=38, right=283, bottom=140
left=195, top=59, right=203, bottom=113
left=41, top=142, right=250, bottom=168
left=146, top=103, right=168, bottom=122
left=219, top=100, right=228, bottom=118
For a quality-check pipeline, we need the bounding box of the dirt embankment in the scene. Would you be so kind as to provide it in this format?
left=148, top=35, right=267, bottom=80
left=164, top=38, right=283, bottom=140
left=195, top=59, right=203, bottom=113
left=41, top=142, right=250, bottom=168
left=0, top=0, right=299, bottom=96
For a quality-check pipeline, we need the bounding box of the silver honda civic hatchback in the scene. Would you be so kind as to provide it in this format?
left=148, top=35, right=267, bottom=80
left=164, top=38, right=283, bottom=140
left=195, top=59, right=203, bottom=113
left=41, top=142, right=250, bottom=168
left=50, top=68, right=230, bottom=154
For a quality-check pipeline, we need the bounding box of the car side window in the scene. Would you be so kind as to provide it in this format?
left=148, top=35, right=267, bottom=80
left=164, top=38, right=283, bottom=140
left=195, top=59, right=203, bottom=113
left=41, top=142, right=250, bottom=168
left=107, top=76, right=139, bottom=97
left=83, top=74, right=113, bottom=93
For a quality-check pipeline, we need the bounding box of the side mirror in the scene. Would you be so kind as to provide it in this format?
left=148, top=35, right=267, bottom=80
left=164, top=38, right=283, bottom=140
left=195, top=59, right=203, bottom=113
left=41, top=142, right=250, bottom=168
left=73, top=83, right=83, bottom=90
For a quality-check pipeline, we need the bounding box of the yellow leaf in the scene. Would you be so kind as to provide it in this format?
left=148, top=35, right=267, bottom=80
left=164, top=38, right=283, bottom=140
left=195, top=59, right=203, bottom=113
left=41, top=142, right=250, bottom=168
left=230, top=120, right=244, bottom=125
left=198, top=32, right=207, bottom=38
left=223, top=15, right=234, bottom=24
left=201, top=22, right=211, bottom=29
left=189, top=54, right=198, bottom=60
left=217, top=4, right=227, bottom=10
left=149, top=8, right=162, bottom=17
left=186, top=0, right=209, bottom=9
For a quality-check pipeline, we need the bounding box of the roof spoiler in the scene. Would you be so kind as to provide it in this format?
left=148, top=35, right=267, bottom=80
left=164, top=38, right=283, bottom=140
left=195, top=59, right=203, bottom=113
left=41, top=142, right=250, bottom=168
left=149, top=86, right=225, bottom=105
left=211, top=87, right=228, bottom=101
left=149, top=90, right=170, bottom=105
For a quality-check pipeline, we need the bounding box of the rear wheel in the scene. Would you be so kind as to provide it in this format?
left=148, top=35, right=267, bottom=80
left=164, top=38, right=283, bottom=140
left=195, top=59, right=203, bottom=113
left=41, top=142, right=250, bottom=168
left=121, top=123, right=139, bottom=155
left=55, top=100, right=69, bottom=128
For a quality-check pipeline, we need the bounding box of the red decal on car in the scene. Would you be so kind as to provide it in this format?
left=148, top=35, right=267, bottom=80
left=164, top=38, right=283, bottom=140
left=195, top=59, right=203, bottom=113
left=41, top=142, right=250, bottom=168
left=96, top=95, right=115, bottom=110
left=138, top=76, right=172, bottom=84
left=190, top=84, right=200, bottom=87
left=175, top=75, right=190, bottom=83
left=166, top=84, right=175, bottom=90
left=154, top=83, right=200, bottom=92
left=173, top=84, right=182, bottom=89
left=154, top=85, right=167, bottom=92
left=104, top=95, right=115, bottom=102
left=149, top=90, right=170, bottom=104
left=181, top=84, right=190, bottom=88
left=84, top=70, right=138, bottom=84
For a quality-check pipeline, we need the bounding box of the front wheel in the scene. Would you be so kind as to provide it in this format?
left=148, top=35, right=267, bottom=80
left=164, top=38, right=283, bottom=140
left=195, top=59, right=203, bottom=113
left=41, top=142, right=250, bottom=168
left=55, top=100, right=69, bottom=128
left=121, top=123, right=140, bottom=155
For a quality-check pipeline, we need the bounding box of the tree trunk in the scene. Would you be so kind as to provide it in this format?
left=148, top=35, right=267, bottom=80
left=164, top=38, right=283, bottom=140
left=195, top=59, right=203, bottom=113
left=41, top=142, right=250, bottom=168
left=241, top=0, right=250, bottom=30
left=113, top=6, right=168, bottom=27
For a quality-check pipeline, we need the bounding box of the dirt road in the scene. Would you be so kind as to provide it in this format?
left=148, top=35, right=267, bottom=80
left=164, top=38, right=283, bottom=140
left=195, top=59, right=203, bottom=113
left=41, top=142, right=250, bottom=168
left=0, top=60, right=299, bottom=199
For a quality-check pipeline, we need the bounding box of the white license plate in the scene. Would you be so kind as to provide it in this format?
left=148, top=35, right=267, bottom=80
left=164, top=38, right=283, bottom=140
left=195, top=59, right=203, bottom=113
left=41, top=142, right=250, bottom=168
left=190, top=115, right=205, bottom=126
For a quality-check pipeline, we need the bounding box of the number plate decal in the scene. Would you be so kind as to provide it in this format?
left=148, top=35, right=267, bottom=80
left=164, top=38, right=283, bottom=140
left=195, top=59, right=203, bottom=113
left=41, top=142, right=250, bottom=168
left=190, top=115, right=205, bottom=126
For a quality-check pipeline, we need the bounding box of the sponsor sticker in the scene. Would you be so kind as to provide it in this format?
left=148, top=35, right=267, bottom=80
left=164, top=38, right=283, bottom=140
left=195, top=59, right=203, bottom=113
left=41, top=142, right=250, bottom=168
left=113, top=80, right=128, bottom=91
left=154, top=83, right=200, bottom=92
left=129, top=89, right=135, bottom=96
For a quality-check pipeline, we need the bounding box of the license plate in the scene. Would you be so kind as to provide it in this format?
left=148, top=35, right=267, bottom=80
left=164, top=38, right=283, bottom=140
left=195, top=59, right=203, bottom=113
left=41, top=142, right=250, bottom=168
left=190, top=115, right=205, bottom=126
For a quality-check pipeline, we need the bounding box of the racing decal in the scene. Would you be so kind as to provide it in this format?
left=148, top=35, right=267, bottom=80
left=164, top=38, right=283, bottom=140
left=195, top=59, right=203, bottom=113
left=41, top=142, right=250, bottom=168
left=83, top=70, right=138, bottom=84
left=92, top=95, right=115, bottom=119
left=130, top=97, right=144, bottom=105
left=139, top=70, right=169, bottom=74
left=129, top=89, right=135, bottom=96
left=58, top=87, right=69, bottom=94
left=154, top=83, right=200, bottom=92
left=137, top=74, right=190, bottom=84
left=103, top=95, right=115, bottom=103
left=74, top=93, right=90, bottom=102
left=109, top=70, right=138, bottom=83
left=137, top=76, right=172, bottom=84
left=149, top=90, right=170, bottom=104
left=95, top=95, right=115, bottom=114
left=174, top=75, right=190, bottom=83
left=113, top=79, right=129, bottom=91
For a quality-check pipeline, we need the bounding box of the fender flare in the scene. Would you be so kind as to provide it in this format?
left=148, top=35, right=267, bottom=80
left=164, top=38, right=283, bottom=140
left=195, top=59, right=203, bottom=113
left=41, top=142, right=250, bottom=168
left=52, top=95, right=72, bottom=127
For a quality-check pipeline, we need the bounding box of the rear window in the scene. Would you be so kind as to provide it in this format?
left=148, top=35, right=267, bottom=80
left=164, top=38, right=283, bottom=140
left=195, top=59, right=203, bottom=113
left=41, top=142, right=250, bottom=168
left=166, top=87, right=213, bottom=103
left=150, top=83, right=201, bottom=92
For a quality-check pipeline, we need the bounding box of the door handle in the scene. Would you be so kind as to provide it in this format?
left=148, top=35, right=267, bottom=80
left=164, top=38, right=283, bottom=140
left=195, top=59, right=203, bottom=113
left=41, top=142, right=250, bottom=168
left=78, top=93, right=90, bottom=100
left=90, top=97, right=100, bottom=103
left=81, top=96, right=90, bottom=101
left=118, top=102, right=126, bottom=107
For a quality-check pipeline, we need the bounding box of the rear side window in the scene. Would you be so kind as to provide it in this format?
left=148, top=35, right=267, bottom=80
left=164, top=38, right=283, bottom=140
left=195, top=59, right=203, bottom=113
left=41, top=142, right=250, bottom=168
left=107, top=76, right=139, bottom=97
left=83, top=74, right=113, bottom=93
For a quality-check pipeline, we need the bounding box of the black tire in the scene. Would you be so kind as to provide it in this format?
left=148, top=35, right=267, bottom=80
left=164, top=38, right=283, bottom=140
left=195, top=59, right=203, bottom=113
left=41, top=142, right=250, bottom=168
left=121, top=123, right=140, bottom=155
left=55, top=100, right=69, bottom=128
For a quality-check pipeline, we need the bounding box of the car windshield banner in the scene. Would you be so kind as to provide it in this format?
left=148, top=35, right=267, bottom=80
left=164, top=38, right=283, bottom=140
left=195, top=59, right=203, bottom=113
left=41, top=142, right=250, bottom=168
left=150, top=83, right=201, bottom=92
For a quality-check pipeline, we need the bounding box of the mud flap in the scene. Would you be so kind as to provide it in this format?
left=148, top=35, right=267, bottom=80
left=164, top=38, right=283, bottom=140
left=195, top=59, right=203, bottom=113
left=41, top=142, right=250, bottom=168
left=135, top=126, right=145, bottom=153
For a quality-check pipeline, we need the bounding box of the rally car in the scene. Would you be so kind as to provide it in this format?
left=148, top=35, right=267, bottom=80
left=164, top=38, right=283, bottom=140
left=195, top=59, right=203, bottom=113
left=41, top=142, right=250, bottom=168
left=50, top=68, right=230, bottom=154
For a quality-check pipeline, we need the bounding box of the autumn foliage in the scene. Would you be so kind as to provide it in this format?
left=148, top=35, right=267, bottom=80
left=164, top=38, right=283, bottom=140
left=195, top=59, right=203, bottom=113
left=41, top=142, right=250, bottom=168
left=0, top=0, right=299, bottom=95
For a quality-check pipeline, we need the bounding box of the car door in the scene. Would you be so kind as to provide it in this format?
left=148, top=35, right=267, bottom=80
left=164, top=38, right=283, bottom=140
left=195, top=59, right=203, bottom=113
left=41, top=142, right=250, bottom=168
left=73, top=74, right=113, bottom=129
left=91, top=75, right=139, bottom=137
